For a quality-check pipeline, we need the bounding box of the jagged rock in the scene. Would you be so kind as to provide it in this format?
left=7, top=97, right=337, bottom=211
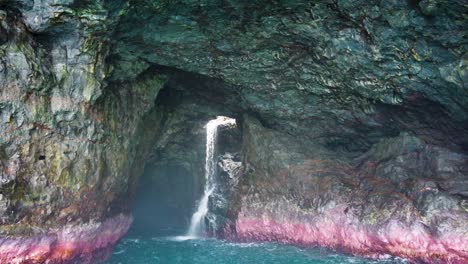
left=225, top=115, right=467, bottom=263
left=0, top=2, right=166, bottom=262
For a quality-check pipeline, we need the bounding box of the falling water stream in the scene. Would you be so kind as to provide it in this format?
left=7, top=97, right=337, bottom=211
left=186, top=116, right=236, bottom=237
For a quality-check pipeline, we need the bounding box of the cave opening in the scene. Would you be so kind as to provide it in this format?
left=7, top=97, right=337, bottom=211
left=127, top=76, right=243, bottom=238
left=129, top=116, right=241, bottom=238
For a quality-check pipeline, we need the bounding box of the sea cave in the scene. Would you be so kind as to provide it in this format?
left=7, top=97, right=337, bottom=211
left=0, top=1, right=467, bottom=263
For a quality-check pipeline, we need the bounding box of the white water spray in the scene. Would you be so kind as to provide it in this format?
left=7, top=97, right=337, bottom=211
left=186, top=116, right=236, bottom=237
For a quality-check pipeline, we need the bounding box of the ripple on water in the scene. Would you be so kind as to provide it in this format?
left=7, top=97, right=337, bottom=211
left=164, top=236, right=199, bottom=242
left=105, top=236, right=408, bottom=264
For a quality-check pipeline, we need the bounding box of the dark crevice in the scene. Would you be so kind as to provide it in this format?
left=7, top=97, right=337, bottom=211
left=407, top=0, right=422, bottom=10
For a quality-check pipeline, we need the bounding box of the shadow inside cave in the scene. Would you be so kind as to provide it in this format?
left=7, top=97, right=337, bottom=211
left=127, top=163, right=202, bottom=237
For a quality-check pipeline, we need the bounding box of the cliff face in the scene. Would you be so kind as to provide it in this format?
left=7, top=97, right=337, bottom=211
left=221, top=115, right=467, bottom=263
left=0, top=1, right=167, bottom=262
left=0, top=0, right=467, bottom=263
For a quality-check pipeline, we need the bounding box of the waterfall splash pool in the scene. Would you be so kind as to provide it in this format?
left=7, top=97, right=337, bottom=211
left=104, top=232, right=407, bottom=264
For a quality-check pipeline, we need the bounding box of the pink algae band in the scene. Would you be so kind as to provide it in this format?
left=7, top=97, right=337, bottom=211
left=231, top=216, right=468, bottom=264
left=0, top=214, right=132, bottom=264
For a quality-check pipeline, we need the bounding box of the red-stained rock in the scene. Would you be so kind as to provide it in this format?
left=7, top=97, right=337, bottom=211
left=0, top=214, right=132, bottom=264
left=216, top=116, right=468, bottom=264
left=231, top=209, right=468, bottom=264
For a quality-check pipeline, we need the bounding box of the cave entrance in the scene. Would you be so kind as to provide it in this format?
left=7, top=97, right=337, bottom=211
left=128, top=113, right=241, bottom=238
left=126, top=69, right=243, bottom=237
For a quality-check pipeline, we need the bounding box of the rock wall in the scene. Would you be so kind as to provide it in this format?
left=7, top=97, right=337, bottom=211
left=0, top=1, right=167, bottom=262
left=221, top=115, right=467, bottom=263
left=111, top=0, right=468, bottom=151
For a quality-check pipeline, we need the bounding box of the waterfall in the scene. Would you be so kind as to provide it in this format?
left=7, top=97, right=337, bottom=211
left=186, top=116, right=236, bottom=237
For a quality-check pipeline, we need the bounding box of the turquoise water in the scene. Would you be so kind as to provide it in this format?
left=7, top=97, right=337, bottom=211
left=105, top=233, right=407, bottom=264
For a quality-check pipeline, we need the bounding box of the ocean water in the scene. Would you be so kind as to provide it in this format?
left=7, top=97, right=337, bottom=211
left=104, top=233, right=407, bottom=264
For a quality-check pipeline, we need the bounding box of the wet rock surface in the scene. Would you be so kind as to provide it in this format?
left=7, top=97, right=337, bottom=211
left=0, top=1, right=166, bottom=261
left=0, top=214, right=132, bottom=264
left=112, top=0, right=468, bottom=151
left=0, top=0, right=467, bottom=263
left=222, top=115, right=468, bottom=263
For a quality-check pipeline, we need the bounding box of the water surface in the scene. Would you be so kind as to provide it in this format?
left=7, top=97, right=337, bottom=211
left=105, top=232, right=407, bottom=264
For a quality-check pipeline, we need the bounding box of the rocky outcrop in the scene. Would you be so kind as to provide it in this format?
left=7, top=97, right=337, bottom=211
left=0, top=214, right=131, bottom=263
left=220, top=115, right=468, bottom=264
left=0, top=1, right=166, bottom=262
left=0, top=0, right=467, bottom=263
left=111, top=0, right=468, bottom=151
